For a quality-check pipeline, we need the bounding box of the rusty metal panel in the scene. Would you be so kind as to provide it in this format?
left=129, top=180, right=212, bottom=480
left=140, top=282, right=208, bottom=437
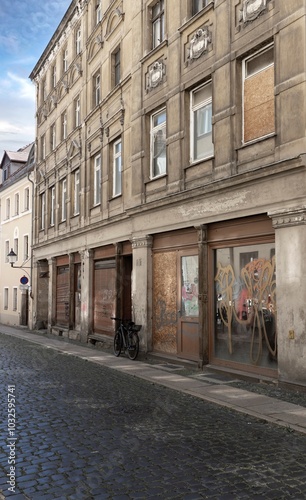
left=153, top=251, right=177, bottom=353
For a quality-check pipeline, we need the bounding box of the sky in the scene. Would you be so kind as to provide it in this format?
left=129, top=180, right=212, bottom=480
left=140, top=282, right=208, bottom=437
left=0, top=0, right=70, bottom=160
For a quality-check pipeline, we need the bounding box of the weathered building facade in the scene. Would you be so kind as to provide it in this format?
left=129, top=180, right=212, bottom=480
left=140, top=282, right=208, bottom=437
left=30, top=0, right=306, bottom=386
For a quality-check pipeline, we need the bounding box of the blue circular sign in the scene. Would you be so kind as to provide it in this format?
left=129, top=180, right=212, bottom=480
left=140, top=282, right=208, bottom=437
left=20, top=276, right=29, bottom=285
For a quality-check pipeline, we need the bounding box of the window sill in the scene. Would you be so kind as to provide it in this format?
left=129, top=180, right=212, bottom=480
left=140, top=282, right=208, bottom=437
left=186, top=154, right=214, bottom=168
left=238, top=133, right=276, bottom=150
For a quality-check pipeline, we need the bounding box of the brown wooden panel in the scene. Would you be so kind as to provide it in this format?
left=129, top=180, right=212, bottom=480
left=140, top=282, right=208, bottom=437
left=56, top=255, right=69, bottom=266
left=94, top=245, right=115, bottom=260
left=208, top=215, right=274, bottom=243
left=153, top=251, right=177, bottom=353
left=56, top=265, right=69, bottom=326
left=153, top=228, right=198, bottom=250
left=93, top=264, right=116, bottom=335
left=244, top=65, right=274, bottom=142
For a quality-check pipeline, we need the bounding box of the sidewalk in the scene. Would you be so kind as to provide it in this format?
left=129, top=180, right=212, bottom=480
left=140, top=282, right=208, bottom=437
left=1, top=324, right=306, bottom=436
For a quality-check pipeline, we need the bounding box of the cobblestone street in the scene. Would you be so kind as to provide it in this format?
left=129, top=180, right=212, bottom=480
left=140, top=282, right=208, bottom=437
left=1, top=332, right=306, bottom=499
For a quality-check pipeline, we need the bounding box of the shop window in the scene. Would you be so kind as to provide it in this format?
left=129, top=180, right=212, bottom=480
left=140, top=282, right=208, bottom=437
left=152, top=0, right=164, bottom=49
left=191, top=81, right=213, bottom=162
left=214, top=242, right=276, bottom=370
left=243, top=44, right=274, bottom=143
left=112, top=139, right=122, bottom=197
left=94, top=154, right=101, bottom=206
left=151, top=108, right=167, bottom=178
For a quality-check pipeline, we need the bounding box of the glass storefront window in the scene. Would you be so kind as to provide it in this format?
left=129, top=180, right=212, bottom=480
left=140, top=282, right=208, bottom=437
left=181, top=255, right=199, bottom=317
left=214, top=243, right=276, bottom=369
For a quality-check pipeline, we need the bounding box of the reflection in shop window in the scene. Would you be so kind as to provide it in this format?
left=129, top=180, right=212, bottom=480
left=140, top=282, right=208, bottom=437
left=181, top=255, right=199, bottom=317
left=214, top=243, right=276, bottom=369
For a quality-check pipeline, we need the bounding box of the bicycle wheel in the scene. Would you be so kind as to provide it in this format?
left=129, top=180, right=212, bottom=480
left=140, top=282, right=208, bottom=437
left=113, top=330, right=122, bottom=357
left=127, top=331, right=139, bottom=360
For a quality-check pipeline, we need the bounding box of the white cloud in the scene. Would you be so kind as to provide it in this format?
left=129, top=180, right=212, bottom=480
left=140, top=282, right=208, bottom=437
left=7, top=72, right=35, bottom=101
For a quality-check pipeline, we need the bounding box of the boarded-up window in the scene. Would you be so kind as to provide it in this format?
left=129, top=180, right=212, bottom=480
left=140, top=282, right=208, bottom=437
left=243, top=45, right=274, bottom=143
left=56, top=265, right=69, bottom=326
left=94, top=260, right=116, bottom=335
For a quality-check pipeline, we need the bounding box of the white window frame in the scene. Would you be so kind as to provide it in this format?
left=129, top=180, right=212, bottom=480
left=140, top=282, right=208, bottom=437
left=12, top=287, right=18, bottom=311
left=52, top=64, right=56, bottom=87
left=192, top=0, right=209, bottom=15
left=190, top=81, right=213, bottom=162
left=14, top=238, right=18, bottom=261
left=74, top=169, right=80, bottom=215
left=63, top=48, right=68, bottom=72
left=50, top=186, right=55, bottom=226
left=62, top=112, right=67, bottom=140
left=51, top=124, right=56, bottom=150
left=40, top=193, right=45, bottom=230
left=94, top=154, right=101, bottom=206
left=152, top=0, right=165, bottom=49
left=75, top=97, right=81, bottom=127
left=242, top=44, right=274, bottom=144
left=95, top=73, right=101, bottom=106
left=150, top=108, right=167, bottom=179
left=6, top=198, right=10, bottom=219
left=96, top=0, right=102, bottom=24
left=61, top=179, right=67, bottom=222
left=76, top=27, right=82, bottom=55
left=113, top=139, right=122, bottom=197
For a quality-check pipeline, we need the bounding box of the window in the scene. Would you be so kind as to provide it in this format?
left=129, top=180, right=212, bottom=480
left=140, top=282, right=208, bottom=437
left=63, top=48, right=68, bottom=73
left=76, top=26, right=82, bottom=55
left=113, top=139, right=122, bottom=197
left=151, top=108, right=166, bottom=178
left=13, top=288, right=17, bottom=311
left=62, top=112, right=67, bottom=140
left=42, top=78, right=47, bottom=101
left=243, top=45, right=274, bottom=143
left=94, top=73, right=101, bottom=106
left=112, top=48, right=120, bottom=87
left=75, top=97, right=81, bottom=127
left=24, top=188, right=30, bottom=211
left=192, top=0, right=209, bottom=15
left=24, top=235, right=29, bottom=261
left=4, top=288, right=8, bottom=310
left=152, top=0, right=164, bottom=49
left=74, top=169, right=80, bottom=215
left=50, top=186, right=55, bottom=226
left=5, top=241, right=9, bottom=263
left=40, top=192, right=45, bottom=230
left=96, top=0, right=102, bottom=24
left=14, top=238, right=18, bottom=260
left=6, top=198, right=10, bottom=219
left=61, top=179, right=67, bottom=221
left=94, top=154, right=101, bottom=205
left=52, top=64, right=57, bottom=88
left=191, top=81, right=213, bottom=161
left=41, top=134, right=46, bottom=159
left=51, top=124, right=56, bottom=150
left=14, top=193, right=19, bottom=215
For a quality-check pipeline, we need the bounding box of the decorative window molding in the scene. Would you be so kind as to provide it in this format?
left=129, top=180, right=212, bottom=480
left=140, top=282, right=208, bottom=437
left=146, top=60, right=166, bottom=92
left=188, top=27, right=211, bottom=64
left=105, top=6, right=125, bottom=40
left=239, top=0, right=269, bottom=26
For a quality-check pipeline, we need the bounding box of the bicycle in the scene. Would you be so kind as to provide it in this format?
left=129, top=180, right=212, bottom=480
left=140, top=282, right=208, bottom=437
left=111, top=317, right=141, bottom=360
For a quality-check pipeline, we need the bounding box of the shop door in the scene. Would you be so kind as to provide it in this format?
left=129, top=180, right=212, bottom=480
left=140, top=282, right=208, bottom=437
left=56, top=265, right=69, bottom=327
left=177, top=252, right=199, bottom=361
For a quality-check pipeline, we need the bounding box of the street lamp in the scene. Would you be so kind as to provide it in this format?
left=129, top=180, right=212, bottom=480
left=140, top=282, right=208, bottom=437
left=7, top=249, right=31, bottom=274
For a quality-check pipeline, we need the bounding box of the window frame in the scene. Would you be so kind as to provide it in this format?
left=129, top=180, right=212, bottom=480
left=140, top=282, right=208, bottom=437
left=50, top=186, right=55, bottom=227
left=76, top=26, right=82, bottom=55
left=150, top=108, right=167, bottom=179
left=24, top=187, right=30, bottom=211
left=62, top=112, right=67, bottom=140
left=113, top=48, right=121, bottom=87
left=190, top=80, right=214, bottom=163
left=96, top=0, right=102, bottom=24
left=24, top=235, right=29, bottom=261
left=51, top=124, right=56, bottom=150
left=94, top=73, right=101, bottom=107
left=4, top=288, right=9, bottom=310
left=75, top=97, right=81, bottom=127
left=113, top=139, right=122, bottom=197
left=12, top=287, right=18, bottom=312
left=40, top=192, right=46, bottom=230
left=94, top=154, right=101, bottom=206
left=14, top=193, right=19, bottom=216
left=61, top=178, right=67, bottom=222
left=74, top=169, right=80, bottom=215
left=192, top=0, right=210, bottom=15
left=152, top=0, right=165, bottom=49
left=63, top=48, right=68, bottom=73
left=242, top=44, right=275, bottom=144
